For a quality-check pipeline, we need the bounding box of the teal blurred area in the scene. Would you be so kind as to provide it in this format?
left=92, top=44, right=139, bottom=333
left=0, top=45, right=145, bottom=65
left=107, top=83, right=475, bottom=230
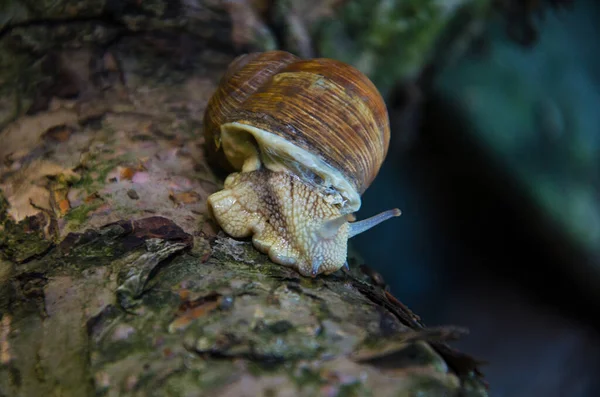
left=434, top=0, right=600, bottom=274
left=352, top=0, right=600, bottom=395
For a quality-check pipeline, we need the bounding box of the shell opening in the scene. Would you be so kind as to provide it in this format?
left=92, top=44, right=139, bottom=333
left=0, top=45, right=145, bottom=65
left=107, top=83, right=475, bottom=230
left=220, top=121, right=362, bottom=213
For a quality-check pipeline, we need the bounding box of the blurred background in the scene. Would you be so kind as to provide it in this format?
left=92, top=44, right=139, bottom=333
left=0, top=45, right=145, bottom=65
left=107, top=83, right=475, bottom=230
left=353, top=0, right=600, bottom=395
left=2, top=0, right=600, bottom=395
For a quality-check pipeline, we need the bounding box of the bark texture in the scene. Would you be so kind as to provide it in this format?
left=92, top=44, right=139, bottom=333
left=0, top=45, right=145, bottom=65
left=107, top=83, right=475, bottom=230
left=0, top=1, right=489, bottom=396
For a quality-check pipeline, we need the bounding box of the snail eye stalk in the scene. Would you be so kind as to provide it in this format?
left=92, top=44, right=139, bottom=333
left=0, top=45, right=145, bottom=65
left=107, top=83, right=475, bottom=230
left=348, top=208, right=401, bottom=238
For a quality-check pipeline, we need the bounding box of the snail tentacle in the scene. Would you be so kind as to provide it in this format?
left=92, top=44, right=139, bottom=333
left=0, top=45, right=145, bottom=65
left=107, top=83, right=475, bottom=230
left=348, top=209, right=402, bottom=238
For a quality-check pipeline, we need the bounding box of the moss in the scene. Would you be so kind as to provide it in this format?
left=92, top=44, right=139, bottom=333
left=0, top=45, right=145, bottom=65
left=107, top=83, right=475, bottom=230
left=0, top=215, right=53, bottom=262
left=337, top=381, right=371, bottom=397
left=49, top=226, right=133, bottom=273
left=0, top=193, right=9, bottom=223
left=0, top=1, right=31, bottom=30
left=94, top=331, right=144, bottom=368
left=64, top=202, right=102, bottom=226
left=71, top=154, right=122, bottom=194
left=251, top=326, right=324, bottom=361
left=406, top=374, right=462, bottom=395
left=316, top=0, right=491, bottom=96
left=264, top=388, right=277, bottom=397
left=246, top=361, right=278, bottom=377
left=0, top=44, right=43, bottom=128
left=8, top=0, right=106, bottom=21
left=95, top=161, right=119, bottom=184
left=291, top=366, right=327, bottom=389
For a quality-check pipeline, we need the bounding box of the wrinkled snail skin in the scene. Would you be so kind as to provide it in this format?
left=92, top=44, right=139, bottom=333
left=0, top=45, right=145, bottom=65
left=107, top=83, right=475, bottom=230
left=205, top=50, right=401, bottom=277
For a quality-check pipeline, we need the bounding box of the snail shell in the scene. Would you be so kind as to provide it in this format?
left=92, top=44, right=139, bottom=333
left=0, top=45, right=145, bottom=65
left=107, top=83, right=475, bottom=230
left=205, top=50, right=400, bottom=277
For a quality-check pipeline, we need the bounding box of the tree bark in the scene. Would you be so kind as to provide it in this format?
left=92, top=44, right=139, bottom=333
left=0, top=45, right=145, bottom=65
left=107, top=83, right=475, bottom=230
left=0, top=1, right=489, bottom=396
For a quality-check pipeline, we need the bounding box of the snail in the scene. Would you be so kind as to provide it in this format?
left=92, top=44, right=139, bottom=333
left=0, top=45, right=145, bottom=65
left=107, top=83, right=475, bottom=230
left=204, top=50, right=401, bottom=277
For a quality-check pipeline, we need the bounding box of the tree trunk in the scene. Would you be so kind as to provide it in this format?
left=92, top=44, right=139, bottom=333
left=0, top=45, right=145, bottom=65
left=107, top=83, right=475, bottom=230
left=0, top=1, right=489, bottom=396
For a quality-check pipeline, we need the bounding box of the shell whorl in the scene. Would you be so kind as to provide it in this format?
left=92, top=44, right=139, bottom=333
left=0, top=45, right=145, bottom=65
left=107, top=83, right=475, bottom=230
left=203, top=51, right=300, bottom=170
left=204, top=51, right=390, bottom=213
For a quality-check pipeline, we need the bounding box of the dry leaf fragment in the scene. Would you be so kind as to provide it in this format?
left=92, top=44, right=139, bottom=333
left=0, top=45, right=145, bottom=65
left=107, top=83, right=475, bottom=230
left=0, top=109, right=79, bottom=162
left=119, top=167, right=136, bottom=181
left=169, top=191, right=202, bottom=205
left=0, top=160, right=79, bottom=222
left=168, top=292, right=222, bottom=332
left=43, top=125, right=75, bottom=142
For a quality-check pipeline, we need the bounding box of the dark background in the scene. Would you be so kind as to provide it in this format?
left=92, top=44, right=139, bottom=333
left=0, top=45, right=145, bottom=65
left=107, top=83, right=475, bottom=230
left=354, top=1, right=600, bottom=395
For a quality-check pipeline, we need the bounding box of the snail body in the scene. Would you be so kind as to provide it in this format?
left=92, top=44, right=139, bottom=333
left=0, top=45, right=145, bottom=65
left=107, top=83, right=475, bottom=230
left=205, top=50, right=400, bottom=277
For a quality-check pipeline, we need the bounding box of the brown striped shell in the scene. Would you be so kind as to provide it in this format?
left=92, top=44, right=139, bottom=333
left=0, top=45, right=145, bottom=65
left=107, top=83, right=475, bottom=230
left=203, top=51, right=300, bottom=171
left=203, top=50, right=390, bottom=213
